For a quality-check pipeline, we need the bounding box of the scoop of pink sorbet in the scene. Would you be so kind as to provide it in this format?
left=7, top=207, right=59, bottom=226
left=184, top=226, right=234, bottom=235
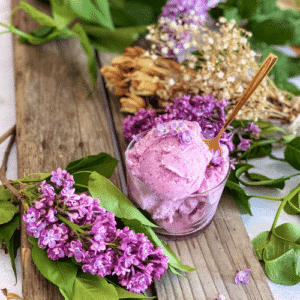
left=126, top=120, right=213, bottom=201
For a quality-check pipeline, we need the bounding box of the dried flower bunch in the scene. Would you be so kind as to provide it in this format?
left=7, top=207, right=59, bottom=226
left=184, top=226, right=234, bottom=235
left=101, top=17, right=300, bottom=123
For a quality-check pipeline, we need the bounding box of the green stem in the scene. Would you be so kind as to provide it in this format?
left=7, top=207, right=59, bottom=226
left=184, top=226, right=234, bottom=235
left=271, top=183, right=300, bottom=233
left=73, top=183, right=88, bottom=189
left=57, top=214, right=86, bottom=235
left=253, top=195, right=283, bottom=201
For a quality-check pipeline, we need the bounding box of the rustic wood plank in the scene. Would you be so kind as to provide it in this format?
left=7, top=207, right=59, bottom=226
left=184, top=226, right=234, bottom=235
left=12, top=0, right=122, bottom=299
left=99, top=52, right=275, bottom=300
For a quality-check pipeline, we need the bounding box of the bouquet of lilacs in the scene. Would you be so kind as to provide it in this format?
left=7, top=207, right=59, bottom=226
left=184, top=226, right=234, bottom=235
left=23, top=168, right=169, bottom=294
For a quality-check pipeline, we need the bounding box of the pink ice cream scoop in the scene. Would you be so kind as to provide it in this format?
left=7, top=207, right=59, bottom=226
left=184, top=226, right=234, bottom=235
left=126, top=120, right=230, bottom=239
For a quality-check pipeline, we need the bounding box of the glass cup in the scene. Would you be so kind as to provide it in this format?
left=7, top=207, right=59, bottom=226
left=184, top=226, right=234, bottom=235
left=125, top=131, right=230, bottom=240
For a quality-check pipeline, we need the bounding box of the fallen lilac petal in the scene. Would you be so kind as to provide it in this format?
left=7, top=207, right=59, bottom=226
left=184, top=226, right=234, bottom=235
left=235, top=269, right=251, bottom=284
left=216, top=295, right=226, bottom=300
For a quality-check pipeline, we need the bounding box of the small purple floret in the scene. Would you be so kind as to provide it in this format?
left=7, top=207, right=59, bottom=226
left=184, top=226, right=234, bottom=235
left=210, top=149, right=223, bottom=166
left=179, top=130, right=193, bottom=144
left=156, top=123, right=169, bottom=136
left=237, top=136, right=252, bottom=152
left=247, top=122, right=261, bottom=134
left=235, top=269, right=251, bottom=284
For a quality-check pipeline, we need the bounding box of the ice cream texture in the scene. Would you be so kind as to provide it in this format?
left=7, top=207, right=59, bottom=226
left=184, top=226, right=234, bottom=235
left=126, top=120, right=229, bottom=235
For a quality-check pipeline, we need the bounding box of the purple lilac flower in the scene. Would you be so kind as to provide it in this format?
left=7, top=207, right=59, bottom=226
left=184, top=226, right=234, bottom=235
left=210, top=149, right=223, bottom=166
left=39, top=229, right=60, bottom=248
left=40, top=180, right=56, bottom=199
left=50, top=168, right=74, bottom=189
left=23, top=207, right=40, bottom=224
left=179, top=130, right=193, bottom=144
left=158, top=0, right=220, bottom=59
left=170, top=121, right=185, bottom=135
left=247, top=121, right=261, bottom=134
left=237, top=136, right=252, bottom=151
left=65, top=240, right=84, bottom=258
left=26, top=220, right=47, bottom=238
left=235, top=269, right=251, bottom=284
left=122, top=108, right=156, bottom=141
left=156, top=123, right=169, bottom=136
left=47, top=244, right=65, bottom=260
left=123, top=94, right=229, bottom=146
left=45, top=208, right=58, bottom=223
left=119, top=270, right=153, bottom=294
left=24, top=168, right=169, bottom=294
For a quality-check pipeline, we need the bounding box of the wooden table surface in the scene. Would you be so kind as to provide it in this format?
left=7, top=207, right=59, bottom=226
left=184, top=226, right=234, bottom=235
left=12, top=0, right=274, bottom=299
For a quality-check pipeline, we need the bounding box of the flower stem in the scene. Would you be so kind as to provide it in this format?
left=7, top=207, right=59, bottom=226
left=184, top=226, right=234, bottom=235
left=57, top=214, right=86, bottom=235
left=271, top=182, right=300, bottom=233
left=253, top=195, right=283, bottom=201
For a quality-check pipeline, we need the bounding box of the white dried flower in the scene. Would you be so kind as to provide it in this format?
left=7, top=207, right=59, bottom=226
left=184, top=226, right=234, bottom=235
left=217, top=71, right=224, bottom=79
left=161, top=47, right=169, bottom=55
left=168, top=78, right=175, bottom=86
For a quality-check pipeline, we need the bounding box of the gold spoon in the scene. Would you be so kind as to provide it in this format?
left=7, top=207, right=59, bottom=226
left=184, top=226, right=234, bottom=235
left=203, top=53, right=278, bottom=153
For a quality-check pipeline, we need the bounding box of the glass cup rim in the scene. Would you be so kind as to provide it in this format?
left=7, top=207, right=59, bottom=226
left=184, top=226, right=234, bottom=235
left=125, top=130, right=231, bottom=198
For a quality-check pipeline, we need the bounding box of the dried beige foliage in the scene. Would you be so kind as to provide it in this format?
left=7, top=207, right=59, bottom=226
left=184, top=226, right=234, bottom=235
left=101, top=19, right=300, bottom=123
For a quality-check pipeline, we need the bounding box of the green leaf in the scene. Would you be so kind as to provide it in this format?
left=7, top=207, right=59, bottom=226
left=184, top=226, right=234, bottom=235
left=252, top=223, right=300, bottom=285
left=50, top=0, right=77, bottom=28
left=28, top=236, right=79, bottom=294
left=275, top=223, right=300, bottom=243
left=115, top=285, right=153, bottom=299
left=284, top=191, right=300, bottom=215
left=235, top=164, right=299, bottom=190
left=85, top=24, right=147, bottom=53
left=265, top=248, right=300, bottom=285
left=60, top=272, right=119, bottom=300
left=0, top=185, right=12, bottom=201
left=88, top=172, right=157, bottom=227
left=69, top=0, right=114, bottom=30
left=121, top=218, right=195, bottom=273
left=237, top=0, right=259, bottom=19
left=252, top=230, right=269, bottom=260
left=225, top=180, right=252, bottom=215
left=285, top=137, right=300, bottom=170
left=19, top=173, right=51, bottom=183
left=66, top=152, right=118, bottom=179
left=224, top=7, right=241, bottom=23
left=0, top=213, right=20, bottom=242
left=70, top=23, right=97, bottom=87
left=6, top=229, right=20, bottom=282
left=0, top=201, right=18, bottom=225
left=240, top=139, right=275, bottom=160
left=247, top=11, right=294, bottom=45
left=16, top=1, right=57, bottom=27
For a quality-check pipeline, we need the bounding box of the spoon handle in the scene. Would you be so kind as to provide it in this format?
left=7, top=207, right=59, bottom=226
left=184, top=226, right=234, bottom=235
left=219, top=53, right=278, bottom=137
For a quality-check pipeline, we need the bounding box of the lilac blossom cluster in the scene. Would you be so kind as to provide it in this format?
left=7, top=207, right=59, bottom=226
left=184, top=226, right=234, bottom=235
left=23, top=168, right=169, bottom=293
left=150, top=0, right=220, bottom=59
left=122, top=94, right=261, bottom=157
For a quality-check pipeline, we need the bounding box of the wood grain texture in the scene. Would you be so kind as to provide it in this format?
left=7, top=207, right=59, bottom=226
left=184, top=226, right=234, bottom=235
left=99, top=52, right=275, bottom=300
left=12, top=0, right=121, bottom=299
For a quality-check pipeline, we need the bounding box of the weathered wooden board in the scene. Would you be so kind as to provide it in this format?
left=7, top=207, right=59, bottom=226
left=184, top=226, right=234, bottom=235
left=99, top=51, right=275, bottom=300
left=12, top=0, right=122, bottom=299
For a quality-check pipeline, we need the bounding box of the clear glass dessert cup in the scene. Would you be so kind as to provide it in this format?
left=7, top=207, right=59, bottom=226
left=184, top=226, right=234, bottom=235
left=125, top=132, right=230, bottom=241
